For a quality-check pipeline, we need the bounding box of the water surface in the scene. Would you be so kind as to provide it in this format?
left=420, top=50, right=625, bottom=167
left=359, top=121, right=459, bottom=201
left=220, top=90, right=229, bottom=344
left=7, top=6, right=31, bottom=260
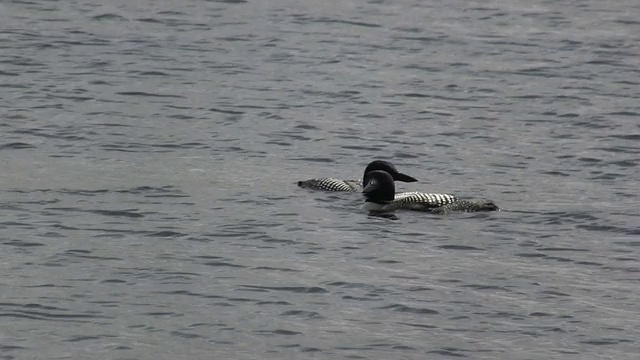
left=1, top=0, right=639, bottom=359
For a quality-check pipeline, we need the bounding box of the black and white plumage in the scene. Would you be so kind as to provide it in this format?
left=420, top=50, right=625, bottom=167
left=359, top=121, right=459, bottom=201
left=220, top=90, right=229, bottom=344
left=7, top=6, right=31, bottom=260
left=393, top=191, right=459, bottom=209
left=362, top=170, right=499, bottom=214
left=429, top=199, right=500, bottom=214
left=297, top=160, right=418, bottom=192
left=297, top=178, right=362, bottom=192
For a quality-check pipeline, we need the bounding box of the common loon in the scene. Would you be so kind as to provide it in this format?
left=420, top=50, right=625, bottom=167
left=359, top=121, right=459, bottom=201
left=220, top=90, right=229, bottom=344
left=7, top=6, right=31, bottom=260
left=362, top=170, right=499, bottom=214
left=297, top=160, right=418, bottom=192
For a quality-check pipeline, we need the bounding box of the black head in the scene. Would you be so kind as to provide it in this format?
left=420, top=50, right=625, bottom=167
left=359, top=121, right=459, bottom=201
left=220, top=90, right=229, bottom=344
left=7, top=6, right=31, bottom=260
left=362, top=170, right=396, bottom=203
left=362, top=160, right=418, bottom=184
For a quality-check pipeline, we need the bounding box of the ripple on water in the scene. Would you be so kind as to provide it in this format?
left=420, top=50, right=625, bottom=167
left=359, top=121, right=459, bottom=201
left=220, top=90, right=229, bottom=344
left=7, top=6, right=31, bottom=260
left=0, top=302, right=111, bottom=323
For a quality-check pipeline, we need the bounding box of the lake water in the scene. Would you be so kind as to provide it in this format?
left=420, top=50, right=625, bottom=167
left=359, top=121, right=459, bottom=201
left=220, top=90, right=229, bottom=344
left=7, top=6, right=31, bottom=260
left=1, top=0, right=639, bottom=359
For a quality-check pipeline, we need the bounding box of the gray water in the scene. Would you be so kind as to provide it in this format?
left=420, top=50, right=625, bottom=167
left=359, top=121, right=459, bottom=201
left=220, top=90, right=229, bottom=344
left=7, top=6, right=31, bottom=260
left=1, top=0, right=639, bottom=359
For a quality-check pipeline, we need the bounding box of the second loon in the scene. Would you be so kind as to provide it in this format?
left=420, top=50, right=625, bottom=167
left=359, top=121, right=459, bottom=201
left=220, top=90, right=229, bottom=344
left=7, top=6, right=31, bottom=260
left=297, top=160, right=418, bottom=192
left=362, top=170, right=499, bottom=214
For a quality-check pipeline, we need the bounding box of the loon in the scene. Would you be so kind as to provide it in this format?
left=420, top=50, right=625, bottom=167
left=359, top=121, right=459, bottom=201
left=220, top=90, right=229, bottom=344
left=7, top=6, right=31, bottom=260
left=362, top=170, right=499, bottom=214
left=297, top=160, right=418, bottom=192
